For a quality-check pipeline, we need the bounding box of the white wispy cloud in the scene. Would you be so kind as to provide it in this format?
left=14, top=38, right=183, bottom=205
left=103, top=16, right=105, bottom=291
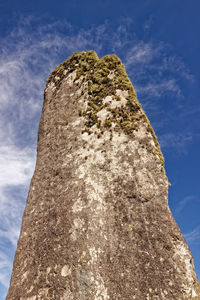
left=184, top=226, right=200, bottom=244
left=136, top=79, right=181, bottom=99
left=159, top=132, right=193, bottom=154
left=0, top=144, right=36, bottom=292
left=161, top=55, right=194, bottom=82
left=174, top=195, right=199, bottom=215
left=123, top=39, right=193, bottom=103
left=0, top=145, right=35, bottom=187
left=0, top=252, right=12, bottom=289
left=125, top=41, right=157, bottom=66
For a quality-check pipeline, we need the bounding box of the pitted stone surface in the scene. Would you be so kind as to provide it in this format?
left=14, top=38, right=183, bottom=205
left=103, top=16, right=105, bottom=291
left=6, top=51, right=200, bottom=299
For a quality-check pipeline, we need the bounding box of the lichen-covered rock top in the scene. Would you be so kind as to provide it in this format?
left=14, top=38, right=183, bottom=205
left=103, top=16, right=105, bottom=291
left=47, top=50, right=164, bottom=169
left=6, top=51, right=200, bottom=299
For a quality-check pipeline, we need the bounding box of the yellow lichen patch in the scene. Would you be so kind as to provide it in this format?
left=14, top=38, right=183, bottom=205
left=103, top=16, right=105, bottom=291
left=128, top=225, right=133, bottom=232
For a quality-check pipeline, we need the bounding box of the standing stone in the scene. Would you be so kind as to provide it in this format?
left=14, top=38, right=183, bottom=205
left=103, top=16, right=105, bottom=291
left=6, top=51, right=200, bottom=299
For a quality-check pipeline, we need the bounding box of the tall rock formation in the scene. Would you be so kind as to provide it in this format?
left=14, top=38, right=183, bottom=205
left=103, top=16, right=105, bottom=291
left=6, top=51, right=200, bottom=299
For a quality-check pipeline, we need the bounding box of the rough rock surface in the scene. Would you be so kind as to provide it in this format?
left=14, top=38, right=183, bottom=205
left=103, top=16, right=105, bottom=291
left=6, top=51, right=200, bottom=300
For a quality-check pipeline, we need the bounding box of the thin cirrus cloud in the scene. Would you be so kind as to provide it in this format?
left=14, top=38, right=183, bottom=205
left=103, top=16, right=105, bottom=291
left=159, top=132, right=193, bottom=154
left=0, top=16, right=195, bottom=292
left=174, top=195, right=199, bottom=215
left=161, top=55, right=194, bottom=82
left=0, top=144, right=36, bottom=245
left=124, top=41, right=193, bottom=102
left=184, top=226, right=200, bottom=244
left=0, top=145, right=35, bottom=188
left=0, top=252, right=11, bottom=290
left=0, top=145, right=36, bottom=295
left=136, top=79, right=181, bottom=99
left=125, top=42, right=158, bottom=66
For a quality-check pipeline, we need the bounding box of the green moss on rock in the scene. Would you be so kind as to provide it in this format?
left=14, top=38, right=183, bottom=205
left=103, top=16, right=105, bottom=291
left=47, top=50, right=165, bottom=169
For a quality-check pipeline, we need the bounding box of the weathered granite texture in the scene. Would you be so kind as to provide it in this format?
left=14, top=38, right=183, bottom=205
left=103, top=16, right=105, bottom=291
left=6, top=51, right=200, bottom=299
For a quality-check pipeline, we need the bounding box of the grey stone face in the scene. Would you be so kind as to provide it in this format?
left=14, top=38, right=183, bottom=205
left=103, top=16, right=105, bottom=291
left=6, top=51, right=200, bottom=299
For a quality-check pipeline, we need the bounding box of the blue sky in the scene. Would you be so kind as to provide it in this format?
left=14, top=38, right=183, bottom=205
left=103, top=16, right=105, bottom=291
left=0, top=0, right=200, bottom=298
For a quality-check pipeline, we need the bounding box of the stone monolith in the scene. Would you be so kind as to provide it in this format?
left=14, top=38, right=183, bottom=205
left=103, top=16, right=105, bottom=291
left=6, top=51, right=200, bottom=299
